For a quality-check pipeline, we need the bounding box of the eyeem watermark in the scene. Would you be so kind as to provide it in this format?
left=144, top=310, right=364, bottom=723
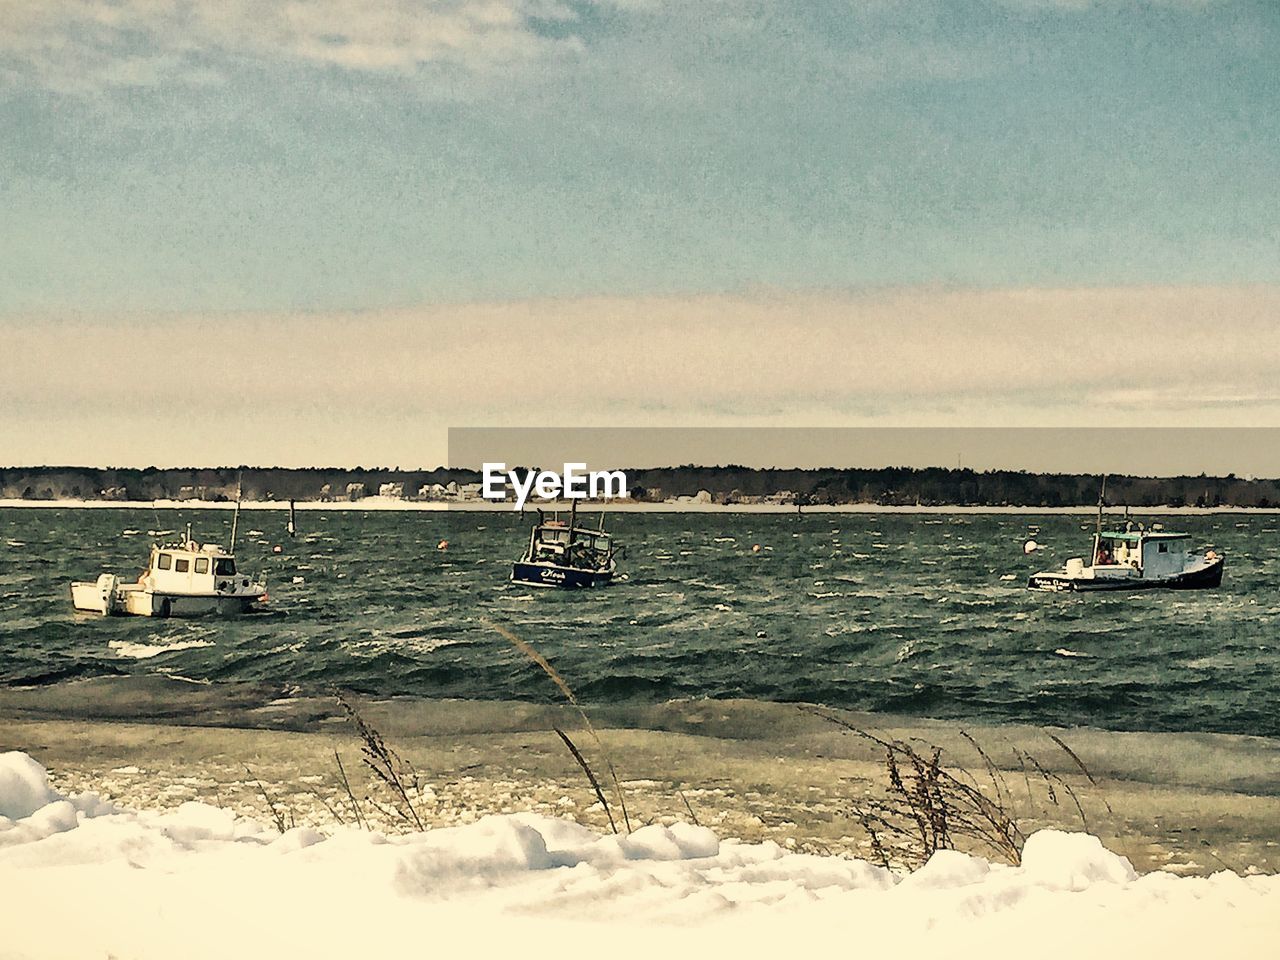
left=482, top=463, right=628, bottom=511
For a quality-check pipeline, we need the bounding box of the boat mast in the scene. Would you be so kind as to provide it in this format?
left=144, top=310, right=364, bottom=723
left=230, top=472, right=243, bottom=553
left=287, top=498, right=297, bottom=538
left=1093, top=474, right=1107, bottom=562
left=1096, top=475, right=1107, bottom=539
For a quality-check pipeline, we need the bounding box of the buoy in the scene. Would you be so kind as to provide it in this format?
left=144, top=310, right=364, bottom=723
left=751, top=544, right=761, bottom=553
left=438, top=539, right=449, bottom=551
left=272, top=544, right=283, bottom=554
left=1023, top=539, right=1039, bottom=554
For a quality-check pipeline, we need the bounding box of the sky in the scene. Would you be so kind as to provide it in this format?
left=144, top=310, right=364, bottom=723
left=2, top=1, right=1278, bottom=468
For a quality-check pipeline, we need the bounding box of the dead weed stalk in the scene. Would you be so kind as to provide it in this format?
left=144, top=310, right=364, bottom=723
left=801, top=705, right=1100, bottom=871
left=488, top=620, right=631, bottom=833
left=335, top=691, right=427, bottom=832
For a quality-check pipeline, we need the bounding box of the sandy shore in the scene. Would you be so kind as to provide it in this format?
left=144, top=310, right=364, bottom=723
left=3, top=497, right=1278, bottom=515
left=3, top=679, right=1276, bottom=876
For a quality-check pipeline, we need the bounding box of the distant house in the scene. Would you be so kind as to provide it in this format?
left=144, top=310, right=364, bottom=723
left=457, top=482, right=484, bottom=500
left=419, top=483, right=448, bottom=500
left=100, top=486, right=128, bottom=501
left=319, top=483, right=333, bottom=502
left=673, top=489, right=714, bottom=504
left=346, top=482, right=366, bottom=501
left=378, top=482, right=404, bottom=499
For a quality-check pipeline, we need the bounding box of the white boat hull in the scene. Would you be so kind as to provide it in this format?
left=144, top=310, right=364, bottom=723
left=1028, top=556, right=1224, bottom=592
left=70, top=580, right=263, bottom=617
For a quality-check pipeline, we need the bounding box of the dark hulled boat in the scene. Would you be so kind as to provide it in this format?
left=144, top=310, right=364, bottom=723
left=1028, top=526, right=1223, bottom=592
left=510, top=502, right=622, bottom=589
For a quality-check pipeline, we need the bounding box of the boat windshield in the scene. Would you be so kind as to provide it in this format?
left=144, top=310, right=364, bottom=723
left=529, top=527, right=613, bottom=567
left=214, top=557, right=237, bottom=576
left=1094, top=537, right=1139, bottom=567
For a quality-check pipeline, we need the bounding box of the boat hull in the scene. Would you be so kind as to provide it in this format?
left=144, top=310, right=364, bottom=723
left=510, top=561, right=614, bottom=589
left=1027, top=557, right=1224, bottom=592
left=70, top=582, right=264, bottom=617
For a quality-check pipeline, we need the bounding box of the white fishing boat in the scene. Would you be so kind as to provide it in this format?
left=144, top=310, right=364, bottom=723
left=1027, top=477, right=1224, bottom=592
left=1028, top=523, right=1223, bottom=592
left=70, top=524, right=266, bottom=617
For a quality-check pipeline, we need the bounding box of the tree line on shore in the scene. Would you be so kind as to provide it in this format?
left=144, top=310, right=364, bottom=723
left=3, top=465, right=1279, bottom=508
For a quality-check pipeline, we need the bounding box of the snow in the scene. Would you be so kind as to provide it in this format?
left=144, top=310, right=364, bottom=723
left=0, top=751, right=52, bottom=819
left=0, top=750, right=1276, bottom=959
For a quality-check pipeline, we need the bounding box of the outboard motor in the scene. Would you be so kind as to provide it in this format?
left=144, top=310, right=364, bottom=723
left=95, top=573, right=120, bottom=615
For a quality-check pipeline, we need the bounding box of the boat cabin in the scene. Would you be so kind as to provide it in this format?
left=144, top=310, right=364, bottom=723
left=1092, top=529, right=1192, bottom=579
left=145, top=541, right=252, bottom=594
left=525, top=522, right=615, bottom=571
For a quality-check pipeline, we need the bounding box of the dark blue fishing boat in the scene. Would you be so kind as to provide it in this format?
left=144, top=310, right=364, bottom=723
left=510, top=501, right=622, bottom=589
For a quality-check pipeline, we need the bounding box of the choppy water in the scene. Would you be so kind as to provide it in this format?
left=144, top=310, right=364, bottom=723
left=2, top=508, right=1277, bottom=736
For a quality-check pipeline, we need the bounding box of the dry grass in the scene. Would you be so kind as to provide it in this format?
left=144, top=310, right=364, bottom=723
left=243, top=764, right=294, bottom=834
left=335, top=692, right=427, bottom=832
left=488, top=619, right=631, bottom=833
left=801, top=705, right=1100, bottom=870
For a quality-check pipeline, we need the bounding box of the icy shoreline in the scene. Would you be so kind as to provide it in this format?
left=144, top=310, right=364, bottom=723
left=4, top=680, right=1279, bottom=878
left=2, top=748, right=1277, bottom=959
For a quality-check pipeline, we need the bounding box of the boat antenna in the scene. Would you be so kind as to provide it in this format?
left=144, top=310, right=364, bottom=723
left=287, top=498, right=297, bottom=538
left=568, top=496, right=578, bottom=544
left=1096, top=474, right=1107, bottom=540
left=230, top=471, right=243, bottom=553
left=150, top=500, right=163, bottom=545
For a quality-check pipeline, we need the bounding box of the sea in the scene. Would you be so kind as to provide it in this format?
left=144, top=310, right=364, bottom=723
left=2, top=507, right=1276, bottom=737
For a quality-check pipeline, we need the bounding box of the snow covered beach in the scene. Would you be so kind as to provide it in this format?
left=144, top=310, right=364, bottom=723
left=2, top=745, right=1278, bottom=960
left=2, top=680, right=1278, bottom=958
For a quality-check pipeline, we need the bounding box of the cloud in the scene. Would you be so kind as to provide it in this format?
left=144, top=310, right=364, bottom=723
left=993, top=1, right=1222, bottom=7
left=0, top=0, right=588, bottom=92
left=4, top=285, right=1279, bottom=466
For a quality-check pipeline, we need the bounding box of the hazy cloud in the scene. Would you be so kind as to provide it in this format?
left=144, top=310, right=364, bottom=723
left=0, top=0, right=588, bottom=92
left=4, top=286, right=1278, bottom=466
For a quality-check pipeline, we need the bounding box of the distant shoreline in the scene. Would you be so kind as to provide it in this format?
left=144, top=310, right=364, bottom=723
left=2, top=497, right=1278, bottom=515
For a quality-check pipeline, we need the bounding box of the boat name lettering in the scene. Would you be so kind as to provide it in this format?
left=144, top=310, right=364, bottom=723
left=482, top=463, right=628, bottom=511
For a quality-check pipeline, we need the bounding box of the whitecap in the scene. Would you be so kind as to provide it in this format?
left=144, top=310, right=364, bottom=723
left=108, top=639, right=214, bottom=660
